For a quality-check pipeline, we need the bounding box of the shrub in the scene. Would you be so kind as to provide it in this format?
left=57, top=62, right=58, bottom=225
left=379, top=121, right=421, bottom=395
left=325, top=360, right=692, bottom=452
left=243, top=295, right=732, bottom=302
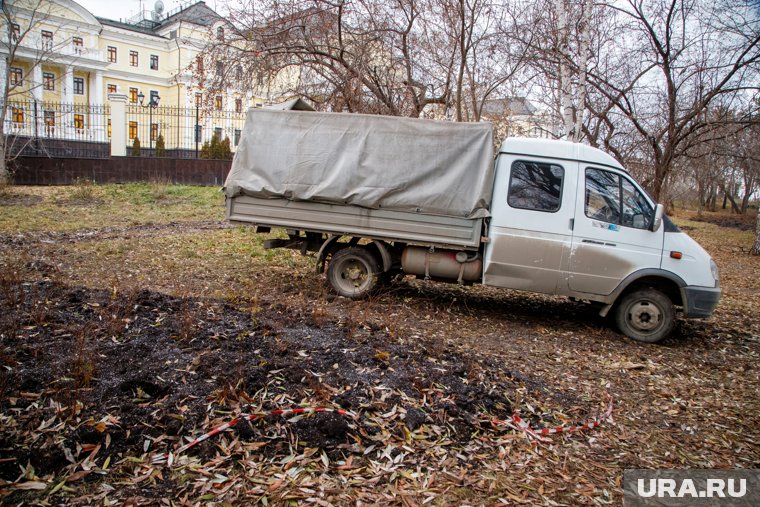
left=200, top=140, right=211, bottom=159
left=155, top=134, right=166, bottom=157
left=220, top=136, right=232, bottom=160
left=131, top=137, right=141, bottom=156
left=210, top=133, right=222, bottom=159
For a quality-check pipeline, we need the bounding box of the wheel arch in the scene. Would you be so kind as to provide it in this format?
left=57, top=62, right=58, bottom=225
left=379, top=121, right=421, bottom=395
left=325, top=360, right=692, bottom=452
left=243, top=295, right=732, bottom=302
left=599, top=269, right=686, bottom=317
left=316, top=236, right=392, bottom=273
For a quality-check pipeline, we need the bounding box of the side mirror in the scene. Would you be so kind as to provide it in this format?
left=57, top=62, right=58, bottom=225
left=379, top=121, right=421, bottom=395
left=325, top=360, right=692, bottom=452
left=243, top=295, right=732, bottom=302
left=651, top=203, right=664, bottom=232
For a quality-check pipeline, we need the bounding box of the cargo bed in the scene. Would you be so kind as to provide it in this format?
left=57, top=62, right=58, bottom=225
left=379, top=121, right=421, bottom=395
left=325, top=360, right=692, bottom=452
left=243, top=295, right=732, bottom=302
left=227, top=195, right=483, bottom=249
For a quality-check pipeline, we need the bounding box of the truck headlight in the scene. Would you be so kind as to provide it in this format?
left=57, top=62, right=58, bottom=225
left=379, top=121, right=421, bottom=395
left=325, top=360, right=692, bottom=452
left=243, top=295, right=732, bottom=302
left=710, top=259, right=720, bottom=286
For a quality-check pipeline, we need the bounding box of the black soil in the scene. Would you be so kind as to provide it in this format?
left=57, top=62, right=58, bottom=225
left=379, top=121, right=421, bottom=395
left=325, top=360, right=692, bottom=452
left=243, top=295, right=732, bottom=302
left=0, top=280, right=587, bottom=486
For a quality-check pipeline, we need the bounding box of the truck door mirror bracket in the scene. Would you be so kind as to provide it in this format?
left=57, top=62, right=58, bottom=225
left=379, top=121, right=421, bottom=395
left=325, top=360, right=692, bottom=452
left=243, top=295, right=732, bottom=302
left=651, top=204, right=664, bottom=232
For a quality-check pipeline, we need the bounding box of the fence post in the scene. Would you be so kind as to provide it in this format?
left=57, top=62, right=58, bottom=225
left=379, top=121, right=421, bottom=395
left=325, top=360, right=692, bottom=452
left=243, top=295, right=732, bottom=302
left=195, top=104, right=199, bottom=159
left=109, top=94, right=128, bottom=157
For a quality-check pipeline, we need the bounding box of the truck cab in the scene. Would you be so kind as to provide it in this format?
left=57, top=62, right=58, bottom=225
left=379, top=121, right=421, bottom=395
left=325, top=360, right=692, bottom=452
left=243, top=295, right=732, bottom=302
left=483, top=138, right=721, bottom=342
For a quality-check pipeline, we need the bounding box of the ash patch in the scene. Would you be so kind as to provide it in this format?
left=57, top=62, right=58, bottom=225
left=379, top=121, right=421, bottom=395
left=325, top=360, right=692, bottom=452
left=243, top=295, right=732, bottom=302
left=0, top=280, right=586, bottom=489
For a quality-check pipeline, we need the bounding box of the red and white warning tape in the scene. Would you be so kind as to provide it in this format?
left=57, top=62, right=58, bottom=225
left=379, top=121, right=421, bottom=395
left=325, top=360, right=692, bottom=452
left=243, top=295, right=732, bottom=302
left=154, top=396, right=613, bottom=464
left=486, top=394, right=614, bottom=444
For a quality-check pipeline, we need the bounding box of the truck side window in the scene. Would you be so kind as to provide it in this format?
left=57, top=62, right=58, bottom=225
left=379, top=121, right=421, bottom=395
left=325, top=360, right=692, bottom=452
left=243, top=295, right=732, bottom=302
left=585, top=168, right=653, bottom=229
left=507, top=160, right=564, bottom=212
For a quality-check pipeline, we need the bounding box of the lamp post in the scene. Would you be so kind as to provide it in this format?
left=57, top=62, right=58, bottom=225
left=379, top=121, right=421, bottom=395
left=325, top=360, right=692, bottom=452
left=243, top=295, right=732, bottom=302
left=137, top=91, right=160, bottom=152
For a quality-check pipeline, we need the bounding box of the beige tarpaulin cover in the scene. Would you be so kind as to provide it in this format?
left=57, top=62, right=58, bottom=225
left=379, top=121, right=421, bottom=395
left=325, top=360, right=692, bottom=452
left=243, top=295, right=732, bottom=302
left=224, top=109, right=495, bottom=218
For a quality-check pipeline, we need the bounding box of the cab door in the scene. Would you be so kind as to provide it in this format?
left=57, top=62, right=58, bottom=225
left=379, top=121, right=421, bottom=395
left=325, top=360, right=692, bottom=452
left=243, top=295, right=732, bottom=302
left=483, top=155, right=577, bottom=294
left=568, top=167, right=663, bottom=295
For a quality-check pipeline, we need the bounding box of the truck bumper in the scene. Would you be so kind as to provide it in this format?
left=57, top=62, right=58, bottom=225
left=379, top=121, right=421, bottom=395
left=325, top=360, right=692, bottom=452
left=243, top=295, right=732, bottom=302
left=681, top=286, right=721, bottom=318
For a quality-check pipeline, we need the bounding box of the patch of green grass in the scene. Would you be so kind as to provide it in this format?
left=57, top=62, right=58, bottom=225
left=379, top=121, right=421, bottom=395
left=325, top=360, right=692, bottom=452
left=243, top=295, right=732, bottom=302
left=0, top=183, right=224, bottom=233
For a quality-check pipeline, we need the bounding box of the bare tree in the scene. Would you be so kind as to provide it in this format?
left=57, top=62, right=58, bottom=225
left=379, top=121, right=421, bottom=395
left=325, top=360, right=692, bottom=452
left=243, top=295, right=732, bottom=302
left=201, top=0, right=448, bottom=116
left=584, top=0, right=760, bottom=201
left=203, top=0, right=530, bottom=120
left=1, top=0, right=77, bottom=184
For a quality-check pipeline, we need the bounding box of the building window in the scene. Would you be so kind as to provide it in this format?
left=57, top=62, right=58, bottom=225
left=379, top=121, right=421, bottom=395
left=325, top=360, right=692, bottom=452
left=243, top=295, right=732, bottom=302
left=12, top=107, right=24, bottom=125
left=195, top=93, right=203, bottom=107
left=44, top=110, right=55, bottom=135
left=214, top=127, right=223, bottom=139
left=234, top=129, right=241, bottom=146
left=235, top=65, right=242, bottom=81
left=41, top=30, right=53, bottom=50
left=74, top=113, right=84, bottom=132
left=129, top=50, right=138, bottom=67
left=107, top=46, right=117, bottom=63
left=129, top=87, right=138, bottom=103
left=216, top=26, right=224, bottom=41
left=129, top=121, right=138, bottom=140
left=235, top=98, right=242, bottom=113
left=107, top=84, right=117, bottom=94
left=10, top=67, right=23, bottom=86
left=151, top=123, right=158, bottom=141
left=72, top=36, right=83, bottom=54
left=43, top=72, right=55, bottom=91
left=11, top=23, right=20, bottom=42
left=150, top=54, right=158, bottom=70
left=215, top=60, right=223, bottom=77
left=507, top=160, right=564, bottom=213
left=108, top=119, right=111, bottom=138
left=150, top=90, right=159, bottom=105
left=196, top=55, right=203, bottom=73
left=73, top=77, right=84, bottom=95
left=195, top=124, right=202, bottom=143
left=215, top=95, right=222, bottom=111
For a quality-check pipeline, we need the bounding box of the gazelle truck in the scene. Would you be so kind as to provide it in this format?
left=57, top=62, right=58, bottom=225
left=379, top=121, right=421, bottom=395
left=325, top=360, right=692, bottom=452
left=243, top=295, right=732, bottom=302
left=224, top=106, right=720, bottom=343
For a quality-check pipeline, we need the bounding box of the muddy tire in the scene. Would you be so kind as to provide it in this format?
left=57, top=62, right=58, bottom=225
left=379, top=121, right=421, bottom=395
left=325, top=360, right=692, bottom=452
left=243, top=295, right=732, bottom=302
left=327, top=247, right=381, bottom=299
left=614, top=288, right=675, bottom=343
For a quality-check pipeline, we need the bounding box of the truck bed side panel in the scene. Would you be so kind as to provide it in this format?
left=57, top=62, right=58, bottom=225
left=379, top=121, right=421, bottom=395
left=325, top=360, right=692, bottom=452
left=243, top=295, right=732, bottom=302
left=228, top=196, right=483, bottom=249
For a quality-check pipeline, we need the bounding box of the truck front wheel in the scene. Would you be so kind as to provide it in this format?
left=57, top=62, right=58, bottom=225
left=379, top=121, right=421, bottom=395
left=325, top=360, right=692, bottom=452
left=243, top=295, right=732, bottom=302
left=614, top=288, right=675, bottom=343
left=327, top=247, right=381, bottom=299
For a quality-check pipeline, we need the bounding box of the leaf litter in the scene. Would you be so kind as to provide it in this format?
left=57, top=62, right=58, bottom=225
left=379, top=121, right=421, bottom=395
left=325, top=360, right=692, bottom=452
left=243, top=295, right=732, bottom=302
left=0, top=189, right=757, bottom=505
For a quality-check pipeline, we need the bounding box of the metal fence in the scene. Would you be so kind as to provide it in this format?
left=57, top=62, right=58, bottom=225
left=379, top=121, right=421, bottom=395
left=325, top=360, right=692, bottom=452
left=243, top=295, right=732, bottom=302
left=3, top=100, right=249, bottom=160
left=125, top=104, right=247, bottom=158
left=3, top=100, right=110, bottom=158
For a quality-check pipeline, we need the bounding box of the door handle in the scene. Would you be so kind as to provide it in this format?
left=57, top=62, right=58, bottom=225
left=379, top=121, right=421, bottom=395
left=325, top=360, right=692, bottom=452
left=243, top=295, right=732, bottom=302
left=582, top=239, right=617, bottom=247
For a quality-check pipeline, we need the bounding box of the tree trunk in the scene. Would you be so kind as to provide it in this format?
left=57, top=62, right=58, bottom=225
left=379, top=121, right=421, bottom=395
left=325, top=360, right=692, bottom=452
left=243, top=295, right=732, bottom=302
left=0, top=141, right=8, bottom=186
left=555, top=0, right=574, bottom=141
left=752, top=211, right=760, bottom=255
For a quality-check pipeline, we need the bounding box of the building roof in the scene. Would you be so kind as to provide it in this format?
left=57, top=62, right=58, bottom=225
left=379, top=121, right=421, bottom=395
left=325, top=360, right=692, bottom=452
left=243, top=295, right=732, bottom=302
left=97, top=17, right=163, bottom=36
left=160, top=1, right=221, bottom=27
left=97, top=1, right=223, bottom=36
left=482, top=97, right=537, bottom=117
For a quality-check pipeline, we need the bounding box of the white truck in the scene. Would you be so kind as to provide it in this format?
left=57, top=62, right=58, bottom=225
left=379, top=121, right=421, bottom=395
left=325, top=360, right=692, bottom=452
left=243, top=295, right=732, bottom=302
left=224, top=107, right=720, bottom=342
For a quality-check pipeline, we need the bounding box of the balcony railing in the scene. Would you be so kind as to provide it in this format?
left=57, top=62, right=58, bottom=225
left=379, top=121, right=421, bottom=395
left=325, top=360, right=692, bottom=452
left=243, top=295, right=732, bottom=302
left=9, top=35, right=105, bottom=62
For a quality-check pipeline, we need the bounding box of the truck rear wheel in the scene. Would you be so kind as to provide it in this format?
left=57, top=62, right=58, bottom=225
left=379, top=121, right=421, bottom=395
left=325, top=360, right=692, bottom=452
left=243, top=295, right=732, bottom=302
left=327, top=247, right=381, bottom=299
left=614, top=288, right=675, bottom=343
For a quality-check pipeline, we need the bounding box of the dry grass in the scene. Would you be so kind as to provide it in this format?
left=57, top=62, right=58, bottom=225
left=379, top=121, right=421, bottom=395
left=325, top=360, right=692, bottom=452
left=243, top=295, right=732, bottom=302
left=0, top=186, right=757, bottom=505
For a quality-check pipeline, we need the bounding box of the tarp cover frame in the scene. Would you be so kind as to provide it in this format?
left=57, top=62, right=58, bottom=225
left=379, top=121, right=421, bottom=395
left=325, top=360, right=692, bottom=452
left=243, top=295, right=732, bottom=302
left=224, top=108, right=495, bottom=219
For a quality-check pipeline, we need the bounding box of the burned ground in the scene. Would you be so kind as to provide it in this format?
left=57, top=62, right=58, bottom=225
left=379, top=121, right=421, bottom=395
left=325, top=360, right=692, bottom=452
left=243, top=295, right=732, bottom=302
left=0, top=185, right=758, bottom=505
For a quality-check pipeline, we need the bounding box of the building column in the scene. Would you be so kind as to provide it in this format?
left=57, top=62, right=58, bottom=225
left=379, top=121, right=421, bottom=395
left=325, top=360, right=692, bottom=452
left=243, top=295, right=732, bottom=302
left=0, top=59, right=6, bottom=101
left=63, top=67, right=74, bottom=138
left=109, top=93, right=128, bottom=157
left=91, top=70, right=103, bottom=105
left=90, top=70, right=105, bottom=139
left=31, top=65, right=43, bottom=140
left=0, top=59, right=6, bottom=132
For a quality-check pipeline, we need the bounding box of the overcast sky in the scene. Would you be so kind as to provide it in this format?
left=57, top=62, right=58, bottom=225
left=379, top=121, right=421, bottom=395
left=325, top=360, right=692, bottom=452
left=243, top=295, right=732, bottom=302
left=74, top=0, right=225, bottom=23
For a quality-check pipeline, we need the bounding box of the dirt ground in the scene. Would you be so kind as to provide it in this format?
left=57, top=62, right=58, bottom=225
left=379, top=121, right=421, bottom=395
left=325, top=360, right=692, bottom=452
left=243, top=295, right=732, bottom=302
left=0, top=185, right=758, bottom=506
